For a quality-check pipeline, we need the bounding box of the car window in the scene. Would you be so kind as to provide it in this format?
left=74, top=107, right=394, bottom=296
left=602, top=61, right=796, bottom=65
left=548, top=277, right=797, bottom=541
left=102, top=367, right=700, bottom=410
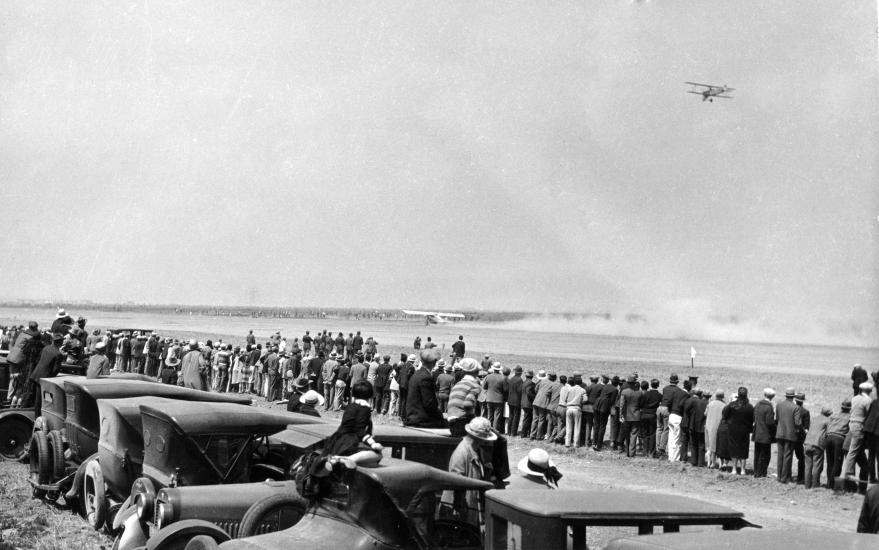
left=191, top=435, right=251, bottom=481
left=408, top=490, right=482, bottom=550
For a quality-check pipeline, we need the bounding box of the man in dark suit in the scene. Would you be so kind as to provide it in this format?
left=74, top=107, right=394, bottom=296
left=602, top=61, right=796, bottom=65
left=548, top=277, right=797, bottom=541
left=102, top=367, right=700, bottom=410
left=776, top=387, right=798, bottom=483
left=687, top=389, right=708, bottom=466
left=593, top=375, right=619, bottom=451
left=507, top=366, right=524, bottom=436
left=639, top=379, right=661, bottom=457
left=584, top=376, right=603, bottom=448
left=620, top=375, right=641, bottom=456
left=520, top=370, right=536, bottom=437
left=794, top=392, right=810, bottom=484
left=30, top=333, right=63, bottom=417
left=753, top=388, right=776, bottom=477
left=405, top=348, right=447, bottom=428
left=398, top=354, right=416, bottom=417
left=483, top=364, right=510, bottom=432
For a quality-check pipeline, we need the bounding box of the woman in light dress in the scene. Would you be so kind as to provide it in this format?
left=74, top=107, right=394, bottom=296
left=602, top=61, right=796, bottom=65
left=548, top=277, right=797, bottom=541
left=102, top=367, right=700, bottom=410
left=704, top=388, right=726, bottom=469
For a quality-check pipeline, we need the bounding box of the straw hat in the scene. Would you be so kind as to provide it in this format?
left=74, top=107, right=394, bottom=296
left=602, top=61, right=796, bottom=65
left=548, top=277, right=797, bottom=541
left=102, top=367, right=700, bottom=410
left=464, top=417, right=497, bottom=441
left=301, top=389, right=325, bottom=407
left=518, top=448, right=556, bottom=477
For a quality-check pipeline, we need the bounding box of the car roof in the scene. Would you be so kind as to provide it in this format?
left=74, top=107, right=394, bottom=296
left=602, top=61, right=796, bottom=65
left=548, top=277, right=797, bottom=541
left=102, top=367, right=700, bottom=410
left=63, top=378, right=253, bottom=405
left=605, top=530, right=877, bottom=549
left=97, top=396, right=185, bottom=420
left=486, top=489, right=745, bottom=521
left=270, top=422, right=459, bottom=450
left=140, top=401, right=324, bottom=435
left=355, top=457, right=492, bottom=507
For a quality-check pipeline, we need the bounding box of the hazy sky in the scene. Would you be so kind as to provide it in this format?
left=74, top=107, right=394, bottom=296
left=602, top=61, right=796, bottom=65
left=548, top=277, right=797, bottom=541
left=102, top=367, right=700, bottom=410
left=1, top=1, right=876, bottom=345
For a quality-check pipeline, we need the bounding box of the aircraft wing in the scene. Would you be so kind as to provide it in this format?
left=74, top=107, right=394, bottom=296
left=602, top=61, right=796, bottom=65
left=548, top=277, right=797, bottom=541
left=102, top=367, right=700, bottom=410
left=402, top=310, right=437, bottom=317
left=686, top=91, right=704, bottom=95
left=714, top=95, right=734, bottom=99
left=436, top=312, right=465, bottom=319
left=685, top=81, right=715, bottom=88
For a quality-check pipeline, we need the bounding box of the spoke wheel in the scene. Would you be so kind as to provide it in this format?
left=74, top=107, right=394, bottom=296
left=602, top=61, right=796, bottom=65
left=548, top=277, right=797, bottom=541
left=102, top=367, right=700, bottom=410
left=83, top=459, right=108, bottom=530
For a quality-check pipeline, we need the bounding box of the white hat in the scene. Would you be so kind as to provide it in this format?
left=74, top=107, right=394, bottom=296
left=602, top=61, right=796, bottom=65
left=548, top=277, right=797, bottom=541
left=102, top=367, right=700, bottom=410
left=56, top=308, right=67, bottom=318
left=464, top=417, right=497, bottom=442
left=537, top=370, right=547, bottom=379
left=301, top=389, right=325, bottom=407
left=860, top=381, right=874, bottom=392
left=518, top=448, right=556, bottom=477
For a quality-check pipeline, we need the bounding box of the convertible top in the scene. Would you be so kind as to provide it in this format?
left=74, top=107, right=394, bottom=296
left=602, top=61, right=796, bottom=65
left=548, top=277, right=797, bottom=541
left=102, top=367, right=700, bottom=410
left=486, top=489, right=746, bottom=522
left=605, top=530, right=876, bottom=549
left=64, top=378, right=253, bottom=405
left=140, top=401, right=323, bottom=435
left=270, top=422, right=458, bottom=451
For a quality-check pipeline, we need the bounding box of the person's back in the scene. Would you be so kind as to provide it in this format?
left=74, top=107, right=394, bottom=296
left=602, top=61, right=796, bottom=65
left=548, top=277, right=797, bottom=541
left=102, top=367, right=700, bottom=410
left=437, top=372, right=455, bottom=396
left=483, top=372, right=508, bottom=403
left=776, top=398, right=798, bottom=441
left=350, top=360, right=368, bottom=384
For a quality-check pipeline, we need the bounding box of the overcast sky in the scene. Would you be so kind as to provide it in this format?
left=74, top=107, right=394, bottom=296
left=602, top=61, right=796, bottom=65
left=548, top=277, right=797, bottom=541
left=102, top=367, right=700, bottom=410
left=1, top=1, right=876, bottom=345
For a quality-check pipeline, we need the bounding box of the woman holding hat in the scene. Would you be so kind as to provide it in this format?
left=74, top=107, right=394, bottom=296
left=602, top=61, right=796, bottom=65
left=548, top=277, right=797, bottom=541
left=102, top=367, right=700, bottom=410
left=509, top=448, right=563, bottom=489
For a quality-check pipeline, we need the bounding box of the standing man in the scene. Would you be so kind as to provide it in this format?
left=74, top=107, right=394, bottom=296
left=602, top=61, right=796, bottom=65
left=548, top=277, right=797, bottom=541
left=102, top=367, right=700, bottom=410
left=793, top=392, right=810, bottom=484
left=665, top=374, right=689, bottom=462
left=593, top=374, right=619, bottom=451
left=321, top=351, right=340, bottom=411
left=302, top=331, right=312, bottom=356
left=264, top=346, right=281, bottom=401
left=520, top=370, right=536, bottom=438
left=530, top=370, right=550, bottom=440
left=775, top=387, right=799, bottom=484
left=398, top=354, right=416, bottom=417
left=452, top=335, right=466, bottom=360
left=825, top=399, right=852, bottom=488
left=117, top=331, right=131, bottom=372
left=620, top=375, right=642, bottom=456
left=507, top=366, right=524, bottom=437
left=31, top=333, right=63, bottom=416
left=752, top=388, right=776, bottom=478
left=852, top=364, right=870, bottom=396
left=131, top=332, right=147, bottom=374
left=435, top=362, right=455, bottom=413
left=639, top=379, right=661, bottom=458
left=481, top=354, right=493, bottom=371
left=373, top=355, right=393, bottom=413
left=405, top=348, right=447, bottom=428
left=563, top=375, right=587, bottom=448
left=803, top=407, right=831, bottom=489
left=246, top=330, right=256, bottom=347
left=349, top=352, right=368, bottom=385
left=482, top=364, right=509, bottom=432
left=688, top=389, right=708, bottom=466
left=844, top=382, right=873, bottom=481
left=583, top=376, right=603, bottom=448
left=353, top=331, right=364, bottom=356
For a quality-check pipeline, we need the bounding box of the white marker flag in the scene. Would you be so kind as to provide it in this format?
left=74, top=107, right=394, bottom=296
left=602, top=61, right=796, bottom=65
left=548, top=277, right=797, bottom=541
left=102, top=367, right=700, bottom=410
left=690, top=346, right=697, bottom=359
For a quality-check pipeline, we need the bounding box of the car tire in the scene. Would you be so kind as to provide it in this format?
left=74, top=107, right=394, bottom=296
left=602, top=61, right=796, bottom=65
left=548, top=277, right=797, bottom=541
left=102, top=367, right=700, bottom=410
left=0, top=417, right=31, bottom=461
left=146, top=520, right=230, bottom=550
left=83, top=458, right=108, bottom=530
left=184, top=535, right=220, bottom=550
left=29, top=431, right=50, bottom=499
left=48, top=430, right=66, bottom=480
left=237, top=493, right=307, bottom=538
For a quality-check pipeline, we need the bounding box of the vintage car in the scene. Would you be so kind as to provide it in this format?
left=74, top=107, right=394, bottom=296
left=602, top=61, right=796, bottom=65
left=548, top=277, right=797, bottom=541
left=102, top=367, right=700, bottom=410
left=210, top=458, right=493, bottom=550
left=28, top=377, right=253, bottom=525
left=604, top=529, right=876, bottom=549
left=483, top=489, right=759, bottom=550
left=0, top=372, right=151, bottom=461
left=115, top=423, right=463, bottom=550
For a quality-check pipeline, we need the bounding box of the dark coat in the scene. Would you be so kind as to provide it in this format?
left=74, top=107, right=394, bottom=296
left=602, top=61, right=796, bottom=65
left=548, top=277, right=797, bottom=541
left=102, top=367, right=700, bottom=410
left=508, top=376, right=523, bottom=407
left=775, top=398, right=798, bottom=442
left=398, top=362, right=415, bottom=393
left=681, top=394, right=698, bottom=429
left=639, top=388, right=662, bottom=419
left=687, top=396, right=708, bottom=432
left=405, top=367, right=446, bottom=428
left=521, top=379, right=536, bottom=409
left=596, top=383, right=619, bottom=415
left=723, top=398, right=755, bottom=459
left=620, top=387, right=641, bottom=422
left=30, top=344, right=62, bottom=382
left=373, top=362, right=392, bottom=388
left=858, top=484, right=879, bottom=533
left=482, top=373, right=509, bottom=404
left=752, top=399, right=776, bottom=443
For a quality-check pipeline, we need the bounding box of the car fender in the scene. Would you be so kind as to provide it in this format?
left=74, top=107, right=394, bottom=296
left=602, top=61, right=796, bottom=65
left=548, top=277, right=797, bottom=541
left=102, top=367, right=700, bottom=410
left=65, top=452, right=99, bottom=502
left=117, top=507, right=149, bottom=550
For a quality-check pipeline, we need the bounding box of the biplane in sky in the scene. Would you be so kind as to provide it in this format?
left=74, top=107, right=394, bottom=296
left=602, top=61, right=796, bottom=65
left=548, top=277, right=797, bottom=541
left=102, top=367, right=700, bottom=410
left=686, top=82, right=734, bottom=102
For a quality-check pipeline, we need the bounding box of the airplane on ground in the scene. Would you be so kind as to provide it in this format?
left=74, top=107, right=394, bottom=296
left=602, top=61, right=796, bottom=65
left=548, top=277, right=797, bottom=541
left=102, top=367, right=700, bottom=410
left=402, top=309, right=466, bottom=325
left=685, top=82, right=734, bottom=102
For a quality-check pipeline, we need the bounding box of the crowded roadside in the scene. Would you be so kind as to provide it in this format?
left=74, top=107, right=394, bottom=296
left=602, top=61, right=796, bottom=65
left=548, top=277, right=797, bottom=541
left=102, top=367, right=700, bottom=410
left=2, top=310, right=878, bottom=533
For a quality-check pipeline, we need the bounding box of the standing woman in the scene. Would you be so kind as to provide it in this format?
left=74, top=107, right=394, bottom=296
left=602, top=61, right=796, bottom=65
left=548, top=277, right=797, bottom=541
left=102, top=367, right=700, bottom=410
left=723, top=387, right=756, bottom=475
left=704, top=388, right=726, bottom=469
